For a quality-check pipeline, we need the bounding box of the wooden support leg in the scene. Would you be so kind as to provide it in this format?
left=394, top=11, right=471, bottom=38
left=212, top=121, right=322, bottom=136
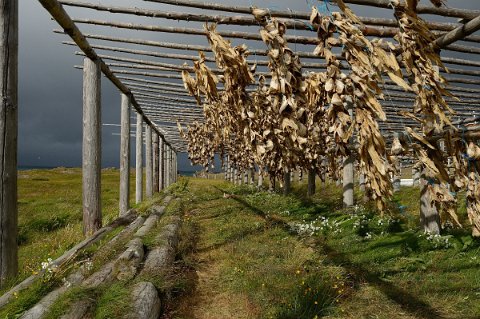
left=82, top=58, right=102, bottom=236
left=119, top=93, right=131, bottom=216
left=343, top=155, right=354, bottom=208
left=420, top=169, right=441, bottom=234
left=283, top=169, right=291, bottom=195
left=152, top=133, right=159, bottom=193
left=0, top=0, right=18, bottom=286
left=135, top=114, right=143, bottom=204
left=307, top=168, right=316, bottom=197
left=159, top=138, right=164, bottom=190
left=145, top=125, right=153, bottom=197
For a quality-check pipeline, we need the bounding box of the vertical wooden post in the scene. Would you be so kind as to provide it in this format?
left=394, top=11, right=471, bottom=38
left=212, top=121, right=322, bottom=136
left=257, top=168, right=263, bottom=189
left=172, top=149, right=176, bottom=183
left=268, top=174, right=275, bottom=192
left=343, top=155, right=354, bottom=207
left=82, top=58, right=102, bottom=236
left=393, top=163, right=401, bottom=192
left=298, top=170, right=303, bottom=182
left=119, top=93, right=130, bottom=216
left=159, top=138, right=164, bottom=190
left=250, top=167, right=255, bottom=185
left=0, top=0, right=18, bottom=286
left=135, top=114, right=143, bottom=204
left=283, top=169, right=291, bottom=195
left=243, top=170, right=248, bottom=184
left=359, top=172, right=365, bottom=192
left=420, top=169, right=441, bottom=234
left=152, top=133, right=159, bottom=193
left=145, top=125, right=153, bottom=197
left=307, top=168, right=316, bottom=196
left=165, top=145, right=170, bottom=186
left=343, top=97, right=354, bottom=208
left=413, top=164, right=420, bottom=187
left=225, top=156, right=229, bottom=181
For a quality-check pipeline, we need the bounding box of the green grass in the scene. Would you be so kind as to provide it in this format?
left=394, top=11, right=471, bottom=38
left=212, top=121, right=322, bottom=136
left=166, top=177, right=480, bottom=319
left=0, top=168, right=140, bottom=318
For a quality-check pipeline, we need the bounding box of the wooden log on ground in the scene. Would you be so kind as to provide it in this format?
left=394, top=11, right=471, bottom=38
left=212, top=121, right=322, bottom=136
left=0, top=211, right=137, bottom=310
left=127, top=282, right=161, bottom=319
left=82, top=57, right=102, bottom=235
left=119, top=93, right=131, bottom=216
left=0, top=0, right=18, bottom=287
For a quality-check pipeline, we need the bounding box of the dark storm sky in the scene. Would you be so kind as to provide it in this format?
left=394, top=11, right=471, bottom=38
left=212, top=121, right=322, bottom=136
left=19, top=0, right=479, bottom=170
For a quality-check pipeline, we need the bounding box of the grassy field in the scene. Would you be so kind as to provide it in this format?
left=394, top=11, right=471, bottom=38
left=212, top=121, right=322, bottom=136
left=2, top=169, right=480, bottom=318
left=12, top=168, right=136, bottom=287
left=165, top=177, right=480, bottom=319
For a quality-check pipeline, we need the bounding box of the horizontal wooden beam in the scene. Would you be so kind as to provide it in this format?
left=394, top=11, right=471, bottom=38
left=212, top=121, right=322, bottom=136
left=146, top=0, right=480, bottom=21
left=38, top=0, right=175, bottom=150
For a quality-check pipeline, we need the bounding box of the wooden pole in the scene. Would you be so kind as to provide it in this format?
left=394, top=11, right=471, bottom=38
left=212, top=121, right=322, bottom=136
left=152, top=132, right=159, bottom=193
left=257, top=167, right=263, bottom=189
left=343, top=99, right=354, bottom=208
left=159, top=137, right=164, bottom=190
left=0, top=0, right=18, bottom=287
left=135, top=113, right=143, bottom=204
left=119, top=93, right=131, bottom=216
left=82, top=57, right=102, bottom=235
left=413, top=164, right=420, bottom=187
left=420, top=170, right=441, bottom=234
left=145, top=125, right=153, bottom=197
left=307, top=168, right=316, bottom=197
left=165, top=145, right=170, bottom=186
left=250, top=167, right=255, bottom=185
left=283, top=169, right=291, bottom=195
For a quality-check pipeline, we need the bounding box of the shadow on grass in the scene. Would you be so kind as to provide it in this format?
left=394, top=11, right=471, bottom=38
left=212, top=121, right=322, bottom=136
left=216, top=185, right=446, bottom=319
left=321, top=243, right=446, bottom=319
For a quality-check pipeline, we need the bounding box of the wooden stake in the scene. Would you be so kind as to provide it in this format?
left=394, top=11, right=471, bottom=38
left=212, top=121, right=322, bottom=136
left=420, top=169, right=441, bottom=234
left=0, top=0, right=18, bottom=287
left=135, top=113, right=143, bottom=204
left=307, top=169, right=316, bottom=196
left=145, top=125, right=153, bottom=197
left=283, top=169, right=291, bottom=195
left=82, top=58, right=102, bottom=235
left=152, top=132, right=159, bottom=193
left=119, top=93, right=131, bottom=216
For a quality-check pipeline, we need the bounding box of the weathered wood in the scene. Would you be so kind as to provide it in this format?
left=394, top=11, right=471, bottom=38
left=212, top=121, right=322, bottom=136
left=128, top=282, right=161, bottom=319
left=420, top=170, right=441, bottom=235
left=145, top=125, right=153, bottom=197
left=250, top=168, right=255, bottom=185
left=147, top=0, right=480, bottom=21
left=62, top=1, right=480, bottom=43
left=159, top=137, right=165, bottom=190
left=135, top=114, right=143, bottom=204
left=343, top=155, right=354, bottom=207
left=435, top=14, right=480, bottom=48
left=257, top=168, right=263, bottom=189
left=82, top=58, right=102, bottom=235
left=413, top=166, right=420, bottom=187
left=0, top=211, right=137, bottom=309
left=0, top=0, right=18, bottom=288
left=393, top=163, right=401, bottom=193
left=63, top=32, right=480, bottom=69
left=283, top=169, right=291, bottom=195
left=119, top=93, right=131, bottom=216
left=307, top=169, right=316, bottom=197
left=38, top=0, right=173, bottom=148
left=152, top=133, right=159, bottom=193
